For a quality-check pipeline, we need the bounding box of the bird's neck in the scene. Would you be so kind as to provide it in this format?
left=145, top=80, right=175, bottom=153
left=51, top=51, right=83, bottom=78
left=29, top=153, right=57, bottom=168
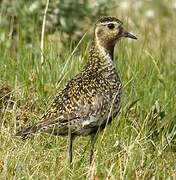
left=88, top=39, right=115, bottom=67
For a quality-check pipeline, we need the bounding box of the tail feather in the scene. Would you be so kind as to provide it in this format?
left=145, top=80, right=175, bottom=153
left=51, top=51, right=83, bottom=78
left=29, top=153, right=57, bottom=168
left=15, top=118, right=59, bottom=140
left=15, top=117, right=78, bottom=139
left=15, top=125, right=38, bottom=140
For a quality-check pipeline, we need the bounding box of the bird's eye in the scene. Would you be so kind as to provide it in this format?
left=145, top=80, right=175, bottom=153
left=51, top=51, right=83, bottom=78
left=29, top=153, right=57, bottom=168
left=107, top=23, right=115, bottom=29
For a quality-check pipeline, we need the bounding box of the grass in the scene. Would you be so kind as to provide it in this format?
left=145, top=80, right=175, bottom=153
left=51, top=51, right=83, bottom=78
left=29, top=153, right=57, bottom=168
left=0, top=1, right=176, bottom=179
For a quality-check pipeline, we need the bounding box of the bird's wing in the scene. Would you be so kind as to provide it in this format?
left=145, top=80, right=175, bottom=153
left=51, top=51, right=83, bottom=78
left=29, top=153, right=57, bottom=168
left=15, top=93, right=108, bottom=139
left=15, top=70, right=120, bottom=138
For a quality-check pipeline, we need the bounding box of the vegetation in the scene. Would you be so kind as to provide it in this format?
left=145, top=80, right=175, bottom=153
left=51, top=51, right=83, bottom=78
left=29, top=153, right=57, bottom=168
left=0, top=0, right=115, bottom=45
left=0, top=0, right=175, bottom=179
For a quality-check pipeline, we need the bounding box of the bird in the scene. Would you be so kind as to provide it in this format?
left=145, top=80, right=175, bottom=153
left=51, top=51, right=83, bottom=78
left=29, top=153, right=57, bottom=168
left=15, top=16, right=137, bottom=164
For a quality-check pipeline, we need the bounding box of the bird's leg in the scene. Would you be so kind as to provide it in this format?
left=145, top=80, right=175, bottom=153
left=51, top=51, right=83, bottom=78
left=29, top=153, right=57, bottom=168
left=89, top=133, right=98, bottom=164
left=69, top=134, right=76, bottom=165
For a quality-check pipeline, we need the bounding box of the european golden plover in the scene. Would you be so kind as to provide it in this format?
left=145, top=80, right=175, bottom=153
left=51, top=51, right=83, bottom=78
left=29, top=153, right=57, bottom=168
left=15, top=16, right=137, bottom=164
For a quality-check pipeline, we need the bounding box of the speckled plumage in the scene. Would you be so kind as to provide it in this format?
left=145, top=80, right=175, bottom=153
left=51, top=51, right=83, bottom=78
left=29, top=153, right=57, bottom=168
left=15, top=16, right=137, bottom=164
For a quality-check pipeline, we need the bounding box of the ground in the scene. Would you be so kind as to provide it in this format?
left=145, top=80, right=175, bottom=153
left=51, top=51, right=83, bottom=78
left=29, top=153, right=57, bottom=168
left=0, top=0, right=175, bottom=179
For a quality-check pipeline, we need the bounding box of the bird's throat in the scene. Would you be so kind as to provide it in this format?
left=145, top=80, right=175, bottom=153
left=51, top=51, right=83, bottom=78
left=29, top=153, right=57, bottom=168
left=89, top=39, right=115, bottom=67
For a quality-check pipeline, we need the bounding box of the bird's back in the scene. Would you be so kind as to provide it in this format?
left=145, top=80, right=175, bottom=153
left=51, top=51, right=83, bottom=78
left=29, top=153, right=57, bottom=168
left=43, top=53, right=121, bottom=133
left=16, top=53, right=122, bottom=139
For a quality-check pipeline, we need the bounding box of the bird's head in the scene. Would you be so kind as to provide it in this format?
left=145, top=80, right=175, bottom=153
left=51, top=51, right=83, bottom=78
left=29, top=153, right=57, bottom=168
left=94, top=17, right=137, bottom=48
